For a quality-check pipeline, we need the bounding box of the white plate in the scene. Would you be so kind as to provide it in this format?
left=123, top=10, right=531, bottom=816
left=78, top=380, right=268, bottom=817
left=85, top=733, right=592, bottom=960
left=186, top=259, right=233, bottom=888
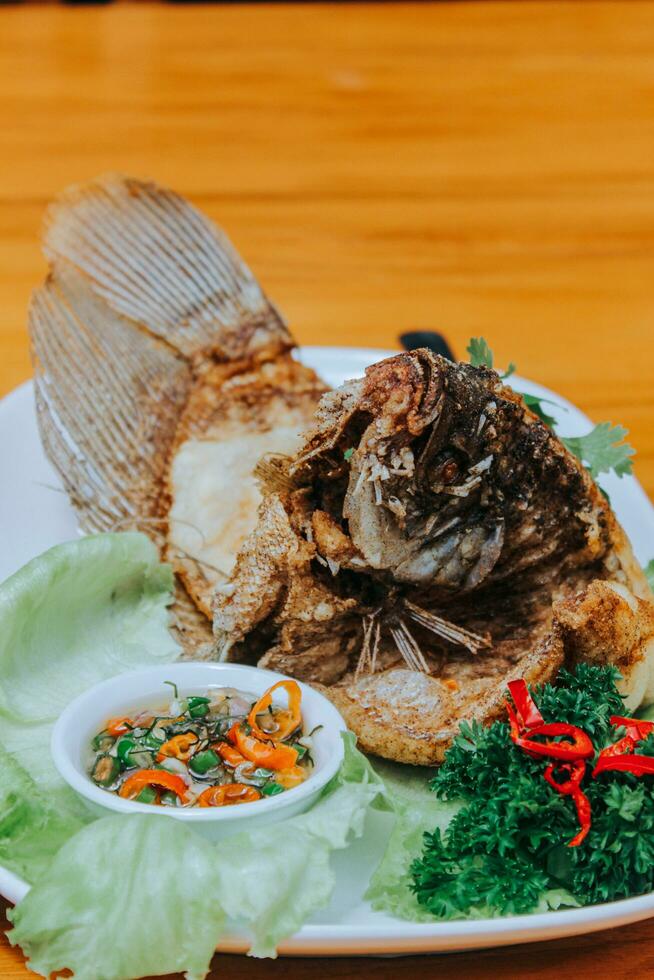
left=2, top=345, right=654, bottom=956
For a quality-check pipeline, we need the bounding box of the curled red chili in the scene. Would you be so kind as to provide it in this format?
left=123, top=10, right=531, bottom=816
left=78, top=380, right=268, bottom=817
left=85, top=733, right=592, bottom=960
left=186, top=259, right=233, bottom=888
left=507, top=680, right=544, bottom=730
left=543, top=760, right=591, bottom=847
left=592, top=715, right=654, bottom=778
left=594, top=755, right=654, bottom=777
left=506, top=678, right=593, bottom=846
left=543, top=758, right=585, bottom=792
left=595, top=734, right=636, bottom=761
left=510, top=721, right=594, bottom=762
left=609, top=716, right=654, bottom=742
left=506, top=681, right=593, bottom=761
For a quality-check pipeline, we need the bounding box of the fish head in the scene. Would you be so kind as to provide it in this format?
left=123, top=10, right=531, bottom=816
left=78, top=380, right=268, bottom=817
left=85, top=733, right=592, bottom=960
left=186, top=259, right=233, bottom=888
left=293, top=349, right=601, bottom=595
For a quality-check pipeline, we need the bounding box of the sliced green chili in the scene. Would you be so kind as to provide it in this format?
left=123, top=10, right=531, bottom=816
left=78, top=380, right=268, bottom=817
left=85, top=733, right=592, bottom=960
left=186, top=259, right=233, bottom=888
left=262, top=782, right=285, bottom=797
left=91, top=755, right=120, bottom=787
left=135, top=786, right=157, bottom=804
left=187, top=696, right=211, bottom=719
left=189, top=749, right=219, bottom=775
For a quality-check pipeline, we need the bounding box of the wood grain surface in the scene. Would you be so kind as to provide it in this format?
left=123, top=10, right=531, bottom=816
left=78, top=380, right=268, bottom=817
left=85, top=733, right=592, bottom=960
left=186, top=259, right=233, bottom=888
left=1, top=1, right=654, bottom=977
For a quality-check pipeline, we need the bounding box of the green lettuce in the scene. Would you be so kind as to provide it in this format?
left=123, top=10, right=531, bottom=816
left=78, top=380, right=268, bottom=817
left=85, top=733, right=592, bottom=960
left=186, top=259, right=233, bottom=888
left=0, top=534, right=386, bottom=977
left=8, top=814, right=227, bottom=980
left=8, top=734, right=383, bottom=977
left=0, top=532, right=181, bottom=874
left=214, top=732, right=384, bottom=957
left=0, top=532, right=179, bottom=795
left=365, top=759, right=460, bottom=921
left=0, top=742, right=86, bottom=884
left=0, top=531, right=178, bottom=724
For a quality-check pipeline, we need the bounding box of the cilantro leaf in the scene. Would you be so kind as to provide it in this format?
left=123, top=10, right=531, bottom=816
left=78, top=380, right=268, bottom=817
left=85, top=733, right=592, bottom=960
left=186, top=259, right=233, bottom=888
left=521, top=393, right=559, bottom=428
left=466, top=337, right=494, bottom=369
left=464, top=337, right=637, bottom=482
left=561, top=423, right=635, bottom=480
left=466, top=337, right=514, bottom=379
left=467, top=337, right=553, bottom=423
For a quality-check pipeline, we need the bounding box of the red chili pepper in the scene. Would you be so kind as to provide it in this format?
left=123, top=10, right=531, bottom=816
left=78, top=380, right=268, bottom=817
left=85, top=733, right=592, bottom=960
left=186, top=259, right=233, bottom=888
left=593, top=754, right=654, bottom=777
left=567, top=791, right=592, bottom=847
left=511, top=722, right=594, bottom=762
left=543, top=758, right=585, bottom=792
left=505, top=700, right=521, bottom=741
left=507, top=680, right=544, bottom=729
left=591, top=716, right=654, bottom=777
left=596, top=734, right=636, bottom=761
left=609, top=716, right=654, bottom=742
left=543, top=760, right=591, bottom=847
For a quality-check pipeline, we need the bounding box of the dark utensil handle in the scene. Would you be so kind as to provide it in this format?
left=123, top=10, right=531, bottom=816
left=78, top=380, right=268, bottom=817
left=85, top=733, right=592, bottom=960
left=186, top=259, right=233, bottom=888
left=399, top=331, right=455, bottom=361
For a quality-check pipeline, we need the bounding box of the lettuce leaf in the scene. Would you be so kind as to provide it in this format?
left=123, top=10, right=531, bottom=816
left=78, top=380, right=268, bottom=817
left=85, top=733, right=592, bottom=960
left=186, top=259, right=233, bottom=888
left=8, top=814, right=226, bottom=980
left=8, top=735, right=384, bottom=977
left=0, top=742, right=86, bottom=884
left=0, top=532, right=180, bottom=792
left=365, top=759, right=460, bottom=921
left=0, top=535, right=385, bottom=976
left=214, top=732, right=384, bottom=957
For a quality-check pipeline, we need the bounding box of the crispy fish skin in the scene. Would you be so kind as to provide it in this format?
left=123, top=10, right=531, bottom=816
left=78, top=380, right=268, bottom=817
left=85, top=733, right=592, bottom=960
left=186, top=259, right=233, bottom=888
left=215, top=350, right=654, bottom=764
left=323, top=632, right=566, bottom=766
left=164, top=354, right=326, bottom=617
left=30, top=174, right=326, bottom=647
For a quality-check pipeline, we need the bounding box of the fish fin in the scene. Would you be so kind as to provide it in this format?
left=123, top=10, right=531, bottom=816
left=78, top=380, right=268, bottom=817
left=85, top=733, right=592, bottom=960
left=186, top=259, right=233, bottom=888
left=42, top=173, right=292, bottom=361
left=29, top=264, right=191, bottom=536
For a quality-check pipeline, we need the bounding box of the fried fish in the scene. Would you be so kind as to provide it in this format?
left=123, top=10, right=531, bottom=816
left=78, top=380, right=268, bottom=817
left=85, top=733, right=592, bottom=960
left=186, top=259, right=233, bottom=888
left=29, top=174, right=325, bottom=647
left=214, top=350, right=654, bottom=763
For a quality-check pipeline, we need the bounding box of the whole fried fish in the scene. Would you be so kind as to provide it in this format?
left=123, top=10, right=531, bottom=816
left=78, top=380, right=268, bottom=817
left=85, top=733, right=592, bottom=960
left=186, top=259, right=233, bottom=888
left=215, top=350, right=654, bottom=763
left=29, top=175, right=326, bottom=648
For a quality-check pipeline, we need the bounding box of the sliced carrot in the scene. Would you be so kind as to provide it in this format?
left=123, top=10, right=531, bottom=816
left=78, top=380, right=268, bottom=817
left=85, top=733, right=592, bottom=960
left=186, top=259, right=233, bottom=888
left=215, top=742, right=247, bottom=768
left=106, top=717, right=133, bottom=737
left=197, top=783, right=261, bottom=807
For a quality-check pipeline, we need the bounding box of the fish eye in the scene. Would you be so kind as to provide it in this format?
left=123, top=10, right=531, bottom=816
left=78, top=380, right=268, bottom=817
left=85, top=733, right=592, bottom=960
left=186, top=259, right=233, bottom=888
left=441, top=459, right=459, bottom=483
left=428, top=449, right=466, bottom=486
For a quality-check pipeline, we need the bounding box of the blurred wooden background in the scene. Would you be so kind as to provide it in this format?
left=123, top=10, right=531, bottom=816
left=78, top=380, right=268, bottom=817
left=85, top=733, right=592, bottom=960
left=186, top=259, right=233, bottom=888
left=2, top=2, right=654, bottom=977
left=4, top=2, right=654, bottom=493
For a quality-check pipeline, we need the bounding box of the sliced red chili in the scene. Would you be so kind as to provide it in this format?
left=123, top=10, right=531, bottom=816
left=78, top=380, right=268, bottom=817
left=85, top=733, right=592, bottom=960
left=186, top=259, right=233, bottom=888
left=592, top=716, right=654, bottom=776
left=593, top=754, right=654, bottom=777
left=512, top=722, right=594, bottom=761
left=596, top=734, right=636, bottom=762
left=505, top=700, right=521, bottom=741
left=567, top=790, right=592, bottom=847
left=505, top=678, right=594, bottom=847
left=507, top=679, right=544, bottom=730
left=609, top=716, right=654, bottom=742
left=543, top=759, right=591, bottom=847
left=543, top=758, right=585, bottom=792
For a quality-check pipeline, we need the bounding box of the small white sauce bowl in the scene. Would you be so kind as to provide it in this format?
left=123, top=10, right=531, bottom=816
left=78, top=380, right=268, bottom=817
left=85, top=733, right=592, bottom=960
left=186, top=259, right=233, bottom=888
left=51, top=662, right=346, bottom=841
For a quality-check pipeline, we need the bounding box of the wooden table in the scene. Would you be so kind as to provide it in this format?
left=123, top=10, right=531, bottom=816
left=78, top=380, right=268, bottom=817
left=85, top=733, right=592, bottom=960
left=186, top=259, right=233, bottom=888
left=1, top=1, right=654, bottom=976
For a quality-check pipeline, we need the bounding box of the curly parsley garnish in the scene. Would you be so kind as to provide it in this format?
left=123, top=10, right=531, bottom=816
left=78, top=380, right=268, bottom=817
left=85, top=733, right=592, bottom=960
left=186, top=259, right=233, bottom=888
left=411, top=665, right=654, bottom=919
